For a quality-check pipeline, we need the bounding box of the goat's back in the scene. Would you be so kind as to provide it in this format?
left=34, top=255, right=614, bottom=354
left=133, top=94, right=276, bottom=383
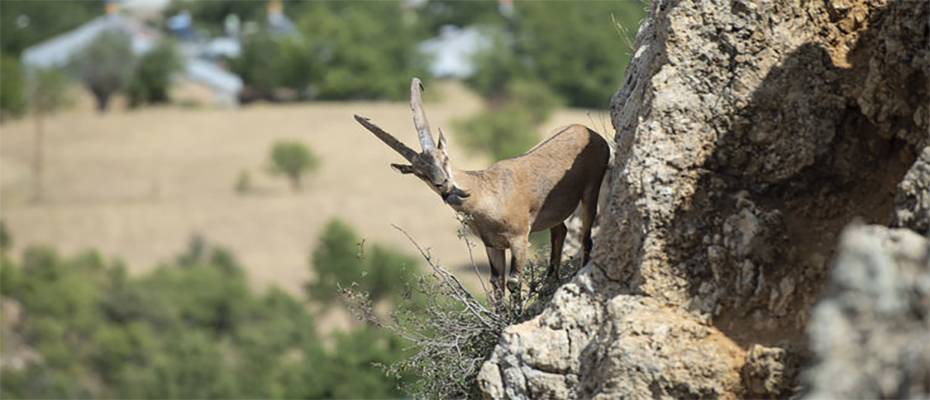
left=490, top=124, right=609, bottom=231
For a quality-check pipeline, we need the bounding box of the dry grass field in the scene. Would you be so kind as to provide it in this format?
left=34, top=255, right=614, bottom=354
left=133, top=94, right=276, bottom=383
left=0, top=81, right=612, bottom=297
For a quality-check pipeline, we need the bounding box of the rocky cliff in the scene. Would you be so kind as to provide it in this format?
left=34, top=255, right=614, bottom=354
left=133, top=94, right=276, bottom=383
left=478, top=0, right=929, bottom=398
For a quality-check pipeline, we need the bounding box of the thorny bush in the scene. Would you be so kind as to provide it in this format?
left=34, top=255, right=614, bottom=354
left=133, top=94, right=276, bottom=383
left=343, top=221, right=580, bottom=399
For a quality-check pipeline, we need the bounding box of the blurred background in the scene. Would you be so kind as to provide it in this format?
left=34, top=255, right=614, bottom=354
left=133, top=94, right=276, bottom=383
left=0, top=0, right=645, bottom=397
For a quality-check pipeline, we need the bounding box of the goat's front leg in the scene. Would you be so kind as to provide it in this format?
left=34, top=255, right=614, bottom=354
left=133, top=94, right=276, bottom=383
left=485, top=246, right=506, bottom=299
left=506, top=236, right=529, bottom=295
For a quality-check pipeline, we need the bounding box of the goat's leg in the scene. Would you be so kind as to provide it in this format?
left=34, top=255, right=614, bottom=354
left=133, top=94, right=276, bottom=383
left=580, top=183, right=602, bottom=265
left=548, top=223, right=567, bottom=279
left=485, top=246, right=506, bottom=299
left=506, top=237, right=529, bottom=294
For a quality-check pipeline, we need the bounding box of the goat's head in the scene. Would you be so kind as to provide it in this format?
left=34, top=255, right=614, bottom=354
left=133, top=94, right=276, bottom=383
left=354, top=78, right=470, bottom=206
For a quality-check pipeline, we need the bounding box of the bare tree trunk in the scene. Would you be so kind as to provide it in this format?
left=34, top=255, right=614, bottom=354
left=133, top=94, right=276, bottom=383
left=92, top=89, right=110, bottom=113
left=32, top=111, right=44, bottom=203
left=290, top=175, right=302, bottom=192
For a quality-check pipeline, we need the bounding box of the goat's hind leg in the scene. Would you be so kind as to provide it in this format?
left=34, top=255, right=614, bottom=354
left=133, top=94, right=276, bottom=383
left=548, top=223, right=567, bottom=280
left=579, top=182, right=602, bottom=265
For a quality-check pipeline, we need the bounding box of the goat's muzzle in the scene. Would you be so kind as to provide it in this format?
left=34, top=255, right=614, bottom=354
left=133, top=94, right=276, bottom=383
left=442, top=186, right=470, bottom=206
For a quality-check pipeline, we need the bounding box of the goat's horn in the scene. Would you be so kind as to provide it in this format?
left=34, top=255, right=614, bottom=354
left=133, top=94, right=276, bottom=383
left=410, top=77, right=435, bottom=151
left=354, top=115, right=418, bottom=162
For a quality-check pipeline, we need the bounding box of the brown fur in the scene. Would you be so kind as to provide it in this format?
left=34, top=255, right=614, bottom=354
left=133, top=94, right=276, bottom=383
left=355, top=79, right=609, bottom=297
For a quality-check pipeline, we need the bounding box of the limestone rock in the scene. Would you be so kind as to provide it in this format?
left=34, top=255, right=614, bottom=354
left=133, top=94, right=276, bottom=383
left=804, top=225, right=930, bottom=399
left=896, top=147, right=930, bottom=234
left=479, top=0, right=929, bottom=398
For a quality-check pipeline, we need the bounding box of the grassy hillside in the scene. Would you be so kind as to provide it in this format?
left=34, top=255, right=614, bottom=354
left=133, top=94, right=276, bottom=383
left=0, top=82, right=610, bottom=295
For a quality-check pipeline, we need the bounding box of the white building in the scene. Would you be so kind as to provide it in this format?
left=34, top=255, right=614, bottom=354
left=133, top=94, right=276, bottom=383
left=21, top=13, right=242, bottom=106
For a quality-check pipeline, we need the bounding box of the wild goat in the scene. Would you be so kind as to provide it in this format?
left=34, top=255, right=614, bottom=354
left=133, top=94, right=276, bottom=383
left=354, top=78, right=609, bottom=297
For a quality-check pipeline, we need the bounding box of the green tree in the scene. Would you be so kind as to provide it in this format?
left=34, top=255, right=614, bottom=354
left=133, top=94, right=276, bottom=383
left=418, top=0, right=502, bottom=34
left=366, top=244, right=419, bottom=304
left=70, top=31, right=137, bottom=112
left=322, top=328, right=410, bottom=398
left=26, top=68, right=70, bottom=203
left=307, top=219, right=420, bottom=306
left=127, top=42, right=183, bottom=108
left=306, top=219, right=363, bottom=303
left=232, top=1, right=426, bottom=101
left=0, top=55, right=27, bottom=120
left=164, top=1, right=266, bottom=33
left=294, top=2, right=426, bottom=100
left=268, top=140, right=319, bottom=191
left=455, top=80, right=562, bottom=161
left=229, top=32, right=288, bottom=101
left=0, top=1, right=98, bottom=56
left=0, top=240, right=416, bottom=399
left=468, top=1, right=646, bottom=108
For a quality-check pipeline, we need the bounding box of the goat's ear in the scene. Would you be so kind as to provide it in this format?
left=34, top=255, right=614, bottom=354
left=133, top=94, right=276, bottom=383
left=390, top=163, right=415, bottom=174
left=437, top=128, right=448, bottom=151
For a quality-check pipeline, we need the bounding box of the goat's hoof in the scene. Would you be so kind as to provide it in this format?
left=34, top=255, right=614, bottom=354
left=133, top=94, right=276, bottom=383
left=506, top=275, right=522, bottom=292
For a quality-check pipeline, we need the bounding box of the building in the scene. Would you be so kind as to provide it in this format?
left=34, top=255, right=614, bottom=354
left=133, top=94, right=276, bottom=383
left=21, top=11, right=242, bottom=106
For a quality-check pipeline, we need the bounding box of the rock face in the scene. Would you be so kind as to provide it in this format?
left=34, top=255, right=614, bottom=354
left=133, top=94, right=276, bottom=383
left=804, top=225, right=930, bottom=399
left=478, top=0, right=929, bottom=398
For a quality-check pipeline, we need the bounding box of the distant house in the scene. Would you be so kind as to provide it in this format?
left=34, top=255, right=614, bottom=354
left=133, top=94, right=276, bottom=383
left=22, top=14, right=158, bottom=68
left=419, top=26, right=490, bottom=78
left=21, top=13, right=242, bottom=107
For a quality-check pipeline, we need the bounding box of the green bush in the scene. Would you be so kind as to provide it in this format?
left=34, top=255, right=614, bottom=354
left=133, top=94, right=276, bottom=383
left=455, top=80, right=562, bottom=161
left=468, top=1, right=646, bottom=108
left=234, top=170, right=252, bottom=194
left=307, top=219, right=419, bottom=306
left=127, top=42, right=183, bottom=108
left=0, top=239, right=412, bottom=399
left=0, top=55, right=26, bottom=120
left=0, top=220, right=11, bottom=251
left=69, top=31, right=137, bottom=112
left=268, top=140, right=319, bottom=191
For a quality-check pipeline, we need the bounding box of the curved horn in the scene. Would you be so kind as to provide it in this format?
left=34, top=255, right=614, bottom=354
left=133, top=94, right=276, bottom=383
left=410, top=78, right=435, bottom=151
left=354, top=115, right=417, bottom=162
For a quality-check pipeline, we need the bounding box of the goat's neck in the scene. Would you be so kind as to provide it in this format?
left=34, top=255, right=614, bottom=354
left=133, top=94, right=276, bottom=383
left=449, top=168, right=493, bottom=218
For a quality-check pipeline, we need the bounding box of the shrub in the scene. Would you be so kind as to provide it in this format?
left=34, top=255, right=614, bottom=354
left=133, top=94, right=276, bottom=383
left=307, top=219, right=420, bottom=306
left=267, top=140, right=319, bottom=191
left=70, top=31, right=137, bottom=112
left=234, top=170, right=252, bottom=194
left=0, top=220, right=11, bottom=251
left=0, top=239, right=412, bottom=399
left=127, top=42, right=183, bottom=108
left=343, top=226, right=565, bottom=399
